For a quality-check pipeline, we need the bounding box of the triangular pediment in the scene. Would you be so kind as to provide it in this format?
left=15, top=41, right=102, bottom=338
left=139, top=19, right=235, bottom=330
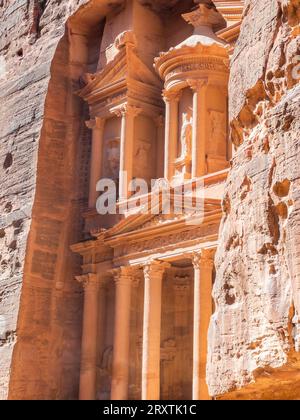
left=104, top=194, right=221, bottom=240
left=78, top=46, right=161, bottom=100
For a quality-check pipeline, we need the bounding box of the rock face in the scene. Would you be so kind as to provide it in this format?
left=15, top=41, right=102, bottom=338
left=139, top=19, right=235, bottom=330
left=1, top=0, right=299, bottom=401
left=0, top=0, right=191, bottom=401
left=207, top=0, right=300, bottom=398
left=0, top=0, right=97, bottom=400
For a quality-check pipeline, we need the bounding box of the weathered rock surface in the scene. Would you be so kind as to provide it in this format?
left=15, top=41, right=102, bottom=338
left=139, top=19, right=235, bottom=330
left=0, top=0, right=192, bottom=401
left=207, top=0, right=300, bottom=398
left=0, top=0, right=98, bottom=400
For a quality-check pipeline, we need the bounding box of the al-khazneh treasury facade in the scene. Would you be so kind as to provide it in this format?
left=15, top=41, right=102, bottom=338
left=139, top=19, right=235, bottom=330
left=70, top=0, right=244, bottom=400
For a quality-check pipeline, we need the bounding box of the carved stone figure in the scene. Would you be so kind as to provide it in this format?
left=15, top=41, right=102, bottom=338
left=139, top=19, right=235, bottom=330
left=106, top=138, right=120, bottom=180
left=210, top=110, right=226, bottom=145
left=180, top=112, right=193, bottom=160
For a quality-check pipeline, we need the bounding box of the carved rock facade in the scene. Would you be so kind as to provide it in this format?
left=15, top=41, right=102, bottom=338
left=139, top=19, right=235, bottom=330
left=1, top=0, right=299, bottom=401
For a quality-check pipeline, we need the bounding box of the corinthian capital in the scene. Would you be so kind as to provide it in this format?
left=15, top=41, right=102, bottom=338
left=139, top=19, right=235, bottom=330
left=191, top=249, right=215, bottom=269
left=143, top=260, right=170, bottom=280
left=111, top=104, right=141, bottom=118
left=76, top=273, right=105, bottom=290
left=187, top=79, right=208, bottom=92
left=112, top=266, right=139, bottom=285
left=162, top=89, right=181, bottom=103
left=85, top=117, right=105, bottom=130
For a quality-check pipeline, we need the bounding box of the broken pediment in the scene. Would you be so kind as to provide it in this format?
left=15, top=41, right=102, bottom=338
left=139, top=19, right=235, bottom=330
left=78, top=37, right=162, bottom=105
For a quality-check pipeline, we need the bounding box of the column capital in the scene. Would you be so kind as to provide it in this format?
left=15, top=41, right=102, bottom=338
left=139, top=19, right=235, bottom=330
left=76, top=273, right=107, bottom=290
left=112, top=266, right=139, bottom=285
left=191, top=249, right=215, bottom=269
left=162, top=89, right=181, bottom=103
left=187, top=79, right=208, bottom=92
left=111, top=104, right=141, bottom=118
left=143, top=260, right=170, bottom=279
left=201, top=249, right=216, bottom=269
left=85, top=117, right=105, bottom=130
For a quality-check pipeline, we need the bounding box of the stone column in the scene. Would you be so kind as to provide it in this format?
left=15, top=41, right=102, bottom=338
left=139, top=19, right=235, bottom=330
left=86, top=118, right=106, bottom=209
left=142, top=261, right=169, bottom=400
left=111, top=267, right=135, bottom=400
left=76, top=273, right=106, bottom=400
left=192, top=249, right=215, bottom=400
left=163, top=91, right=180, bottom=181
left=113, top=104, right=141, bottom=201
left=155, top=115, right=165, bottom=179
left=188, top=80, right=208, bottom=178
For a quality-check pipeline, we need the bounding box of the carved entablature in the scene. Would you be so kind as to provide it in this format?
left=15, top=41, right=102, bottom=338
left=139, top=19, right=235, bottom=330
left=162, top=56, right=230, bottom=89
left=113, top=222, right=219, bottom=261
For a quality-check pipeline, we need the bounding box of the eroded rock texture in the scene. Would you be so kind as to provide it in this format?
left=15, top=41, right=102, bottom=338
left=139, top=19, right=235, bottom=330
left=208, top=0, right=300, bottom=398
left=0, top=0, right=105, bottom=400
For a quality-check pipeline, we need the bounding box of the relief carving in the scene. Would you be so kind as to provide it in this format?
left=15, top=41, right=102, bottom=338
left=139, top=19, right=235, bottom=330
left=100, top=346, right=113, bottom=375
left=135, top=140, right=152, bottom=170
left=209, top=110, right=226, bottom=155
left=179, top=112, right=193, bottom=161
left=161, top=339, right=176, bottom=362
left=105, top=138, right=120, bottom=180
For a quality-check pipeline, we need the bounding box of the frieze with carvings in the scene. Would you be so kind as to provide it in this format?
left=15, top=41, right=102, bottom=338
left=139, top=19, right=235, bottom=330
left=165, top=60, right=228, bottom=81
left=114, top=223, right=218, bottom=258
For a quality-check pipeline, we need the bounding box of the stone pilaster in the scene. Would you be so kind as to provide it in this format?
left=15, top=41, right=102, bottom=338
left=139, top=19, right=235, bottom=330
left=142, top=260, right=170, bottom=400
left=112, top=104, right=141, bottom=201
left=76, top=273, right=107, bottom=400
left=188, top=80, right=208, bottom=178
left=163, top=90, right=181, bottom=181
left=191, top=249, right=215, bottom=400
left=86, top=118, right=106, bottom=209
left=111, top=266, right=137, bottom=400
left=155, top=114, right=165, bottom=179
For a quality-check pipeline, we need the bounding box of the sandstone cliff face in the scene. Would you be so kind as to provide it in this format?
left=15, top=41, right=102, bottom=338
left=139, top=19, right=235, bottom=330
left=208, top=0, right=300, bottom=398
left=0, top=0, right=198, bottom=400
left=0, top=0, right=95, bottom=400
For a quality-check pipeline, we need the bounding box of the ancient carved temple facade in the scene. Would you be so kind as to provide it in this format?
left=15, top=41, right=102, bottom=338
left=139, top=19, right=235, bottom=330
left=72, top=0, right=244, bottom=400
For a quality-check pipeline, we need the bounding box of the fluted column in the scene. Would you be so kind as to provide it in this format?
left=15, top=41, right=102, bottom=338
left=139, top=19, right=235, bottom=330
left=76, top=273, right=106, bottom=400
left=142, top=261, right=170, bottom=400
left=86, top=118, right=106, bottom=208
left=192, top=249, right=215, bottom=400
left=188, top=80, right=208, bottom=178
left=163, top=91, right=180, bottom=181
left=111, top=267, right=136, bottom=400
left=113, top=104, right=141, bottom=201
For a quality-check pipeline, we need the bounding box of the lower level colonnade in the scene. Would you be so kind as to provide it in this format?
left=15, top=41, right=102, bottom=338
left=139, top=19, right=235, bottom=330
left=76, top=249, right=215, bottom=401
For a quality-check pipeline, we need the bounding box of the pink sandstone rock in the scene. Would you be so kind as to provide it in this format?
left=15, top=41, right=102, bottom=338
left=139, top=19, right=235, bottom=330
left=207, top=0, right=300, bottom=399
